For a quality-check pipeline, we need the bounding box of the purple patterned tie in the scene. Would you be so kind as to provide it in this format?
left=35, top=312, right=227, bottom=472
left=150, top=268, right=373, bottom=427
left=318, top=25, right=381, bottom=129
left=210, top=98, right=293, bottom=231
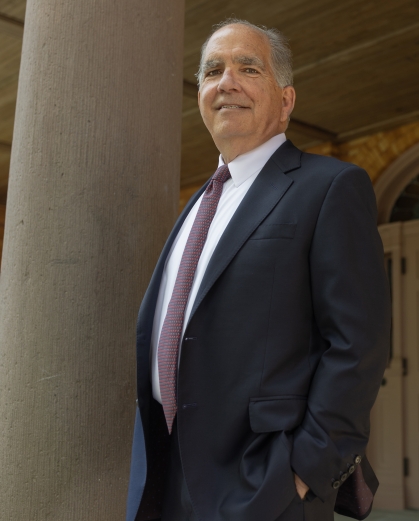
left=158, top=165, right=231, bottom=433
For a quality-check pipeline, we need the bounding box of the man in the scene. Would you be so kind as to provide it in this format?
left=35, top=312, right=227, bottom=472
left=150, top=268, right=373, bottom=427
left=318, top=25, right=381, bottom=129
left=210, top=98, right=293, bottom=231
left=127, top=18, right=391, bottom=521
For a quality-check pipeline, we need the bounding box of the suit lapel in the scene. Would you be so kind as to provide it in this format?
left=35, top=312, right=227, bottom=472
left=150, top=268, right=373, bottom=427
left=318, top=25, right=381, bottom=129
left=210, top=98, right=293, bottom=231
left=188, top=140, right=301, bottom=324
left=137, top=180, right=209, bottom=340
left=136, top=179, right=210, bottom=404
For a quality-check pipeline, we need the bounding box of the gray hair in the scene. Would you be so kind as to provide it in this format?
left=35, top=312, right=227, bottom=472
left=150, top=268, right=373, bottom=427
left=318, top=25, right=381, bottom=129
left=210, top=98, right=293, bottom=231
left=196, top=18, right=293, bottom=89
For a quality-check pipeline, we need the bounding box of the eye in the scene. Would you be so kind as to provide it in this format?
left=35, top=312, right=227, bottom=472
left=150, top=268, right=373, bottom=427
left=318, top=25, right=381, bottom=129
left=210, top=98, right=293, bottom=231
left=243, top=68, right=259, bottom=74
left=206, top=69, right=222, bottom=77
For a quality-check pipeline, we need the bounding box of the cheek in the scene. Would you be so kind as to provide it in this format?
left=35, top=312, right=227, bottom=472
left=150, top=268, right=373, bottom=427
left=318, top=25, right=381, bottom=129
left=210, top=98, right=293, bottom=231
left=198, top=87, right=209, bottom=107
left=263, top=99, right=283, bottom=120
left=251, top=87, right=275, bottom=110
left=199, top=101, right=213, bottom=125
left=257, top=85, right=283, bottom=113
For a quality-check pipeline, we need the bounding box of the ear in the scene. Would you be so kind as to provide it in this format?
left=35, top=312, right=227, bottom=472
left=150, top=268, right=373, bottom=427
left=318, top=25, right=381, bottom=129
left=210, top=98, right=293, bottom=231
left=280, top=86, right=296, bottom=122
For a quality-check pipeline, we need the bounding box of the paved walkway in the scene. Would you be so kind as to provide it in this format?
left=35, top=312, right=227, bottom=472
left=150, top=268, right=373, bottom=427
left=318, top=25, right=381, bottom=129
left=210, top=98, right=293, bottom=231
left=335, top=510, right=419, bottom=521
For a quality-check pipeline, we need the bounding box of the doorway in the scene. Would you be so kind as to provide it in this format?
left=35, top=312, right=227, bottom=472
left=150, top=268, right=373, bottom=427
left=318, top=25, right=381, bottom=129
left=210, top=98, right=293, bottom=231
left=368, top=219, right=419, bottom=510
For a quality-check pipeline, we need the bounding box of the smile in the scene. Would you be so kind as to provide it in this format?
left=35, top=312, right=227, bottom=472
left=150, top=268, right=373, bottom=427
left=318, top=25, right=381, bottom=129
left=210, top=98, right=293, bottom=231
left=218, top=105, right=248, bottom=109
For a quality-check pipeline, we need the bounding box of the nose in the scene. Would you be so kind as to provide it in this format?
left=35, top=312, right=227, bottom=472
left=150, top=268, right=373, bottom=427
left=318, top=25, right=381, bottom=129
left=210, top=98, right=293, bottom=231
left=217, top=68, right=241, bottom=92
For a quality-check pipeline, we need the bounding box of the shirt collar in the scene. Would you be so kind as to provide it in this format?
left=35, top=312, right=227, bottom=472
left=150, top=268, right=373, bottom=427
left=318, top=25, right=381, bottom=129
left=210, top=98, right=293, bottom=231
left=218, top=133, right=287, bottom=188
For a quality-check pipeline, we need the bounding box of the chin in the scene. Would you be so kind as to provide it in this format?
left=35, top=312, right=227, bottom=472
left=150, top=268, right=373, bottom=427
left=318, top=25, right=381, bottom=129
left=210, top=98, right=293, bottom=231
left=212, top=122, right=250, bottom=140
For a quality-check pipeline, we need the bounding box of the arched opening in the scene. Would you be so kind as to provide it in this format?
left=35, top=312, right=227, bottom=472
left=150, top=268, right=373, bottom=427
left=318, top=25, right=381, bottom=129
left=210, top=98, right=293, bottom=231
left=375, top=142, right=419, bottom=224
left=389, top=174, right=419, bottom=223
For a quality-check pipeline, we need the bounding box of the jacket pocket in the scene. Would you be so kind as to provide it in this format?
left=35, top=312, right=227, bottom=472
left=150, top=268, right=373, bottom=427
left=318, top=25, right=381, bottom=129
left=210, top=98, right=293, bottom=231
left=249, top=223, right=297, bottom=240
left=249, top=395, right=307, bottom=433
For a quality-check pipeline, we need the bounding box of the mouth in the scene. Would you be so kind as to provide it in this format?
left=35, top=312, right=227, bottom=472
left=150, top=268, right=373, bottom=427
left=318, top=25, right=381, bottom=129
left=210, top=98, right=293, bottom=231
left=217, top=104, right=249, bottom=110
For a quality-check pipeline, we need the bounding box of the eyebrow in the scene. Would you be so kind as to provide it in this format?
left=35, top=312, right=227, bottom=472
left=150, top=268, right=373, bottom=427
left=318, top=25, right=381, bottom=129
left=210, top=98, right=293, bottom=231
left=202, top=55, right=265, bottom=74
left=234, top=55, right=265, bottom=69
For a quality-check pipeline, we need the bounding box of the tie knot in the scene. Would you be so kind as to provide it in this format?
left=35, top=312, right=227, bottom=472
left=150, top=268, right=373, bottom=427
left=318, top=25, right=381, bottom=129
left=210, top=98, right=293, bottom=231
left=212, top=164, right=231, bottom=184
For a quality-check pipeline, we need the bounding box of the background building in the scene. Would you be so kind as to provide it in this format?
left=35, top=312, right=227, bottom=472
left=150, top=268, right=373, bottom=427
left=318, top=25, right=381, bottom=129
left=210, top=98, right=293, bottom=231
left=0, top=0, right=418, bottom=517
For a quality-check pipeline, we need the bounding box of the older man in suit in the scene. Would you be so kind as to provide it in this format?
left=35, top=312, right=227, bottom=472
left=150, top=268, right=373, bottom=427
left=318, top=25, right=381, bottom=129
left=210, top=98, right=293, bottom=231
left=126, top=18, right=391, bottom=521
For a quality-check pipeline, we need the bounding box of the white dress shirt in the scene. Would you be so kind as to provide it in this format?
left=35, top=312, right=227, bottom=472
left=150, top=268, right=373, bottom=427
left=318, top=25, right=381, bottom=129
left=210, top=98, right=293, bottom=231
left=151, top=133, right=287, bottom=403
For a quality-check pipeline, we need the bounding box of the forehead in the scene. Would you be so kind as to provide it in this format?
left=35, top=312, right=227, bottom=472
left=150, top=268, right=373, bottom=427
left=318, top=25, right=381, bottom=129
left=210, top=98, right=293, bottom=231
left=203, top=24, right=270, bottom=62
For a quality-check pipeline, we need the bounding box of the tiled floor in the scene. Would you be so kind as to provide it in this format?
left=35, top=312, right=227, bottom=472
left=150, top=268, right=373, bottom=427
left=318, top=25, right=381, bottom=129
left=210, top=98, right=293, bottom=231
left=335, top=510, right=419, bottom=521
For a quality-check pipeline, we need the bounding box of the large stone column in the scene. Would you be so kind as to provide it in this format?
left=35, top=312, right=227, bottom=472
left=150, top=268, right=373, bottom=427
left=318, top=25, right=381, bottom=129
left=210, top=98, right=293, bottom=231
left=0, top=0, right=184, bottom=519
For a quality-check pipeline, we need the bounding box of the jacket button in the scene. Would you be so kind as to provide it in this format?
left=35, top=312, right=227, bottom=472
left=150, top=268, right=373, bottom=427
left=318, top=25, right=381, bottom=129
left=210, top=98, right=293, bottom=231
left=348, top=465, right=355, bottom=474
left=332, top=480, right=341, bottom=489
left=354, top=455, right=362, bottom=465
left=340, top=473, right=348, bottom=482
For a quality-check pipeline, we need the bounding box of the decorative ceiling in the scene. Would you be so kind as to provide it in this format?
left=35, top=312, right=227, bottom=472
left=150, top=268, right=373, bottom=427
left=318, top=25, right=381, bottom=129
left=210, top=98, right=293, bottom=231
left=0, top=0, right=418, bottom=202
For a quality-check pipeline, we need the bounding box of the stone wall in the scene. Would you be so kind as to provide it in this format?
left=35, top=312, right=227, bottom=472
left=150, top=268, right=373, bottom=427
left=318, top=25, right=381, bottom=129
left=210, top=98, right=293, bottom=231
left=306, top=120, right=419, bottom=184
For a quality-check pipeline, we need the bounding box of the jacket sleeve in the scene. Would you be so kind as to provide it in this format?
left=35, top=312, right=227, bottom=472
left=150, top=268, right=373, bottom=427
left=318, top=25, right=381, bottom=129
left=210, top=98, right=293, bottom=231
left=290, top=165, right=391, bottom=502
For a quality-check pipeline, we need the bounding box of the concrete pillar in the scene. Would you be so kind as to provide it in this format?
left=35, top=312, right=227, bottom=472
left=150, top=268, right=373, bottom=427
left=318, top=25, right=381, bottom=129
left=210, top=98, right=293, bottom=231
left=0, top=0, right=184, bottom=519
left=0, top=203, right=5, bottom=266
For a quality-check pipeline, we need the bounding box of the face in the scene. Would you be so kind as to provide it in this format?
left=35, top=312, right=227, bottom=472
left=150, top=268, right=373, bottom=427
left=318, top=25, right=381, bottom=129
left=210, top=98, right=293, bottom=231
left=198, top=24, right=295, bottom=158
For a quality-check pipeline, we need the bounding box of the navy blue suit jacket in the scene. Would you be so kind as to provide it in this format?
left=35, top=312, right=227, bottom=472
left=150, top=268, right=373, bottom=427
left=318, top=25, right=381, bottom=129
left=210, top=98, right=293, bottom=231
left=126, top=140, right=391, bottom=521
